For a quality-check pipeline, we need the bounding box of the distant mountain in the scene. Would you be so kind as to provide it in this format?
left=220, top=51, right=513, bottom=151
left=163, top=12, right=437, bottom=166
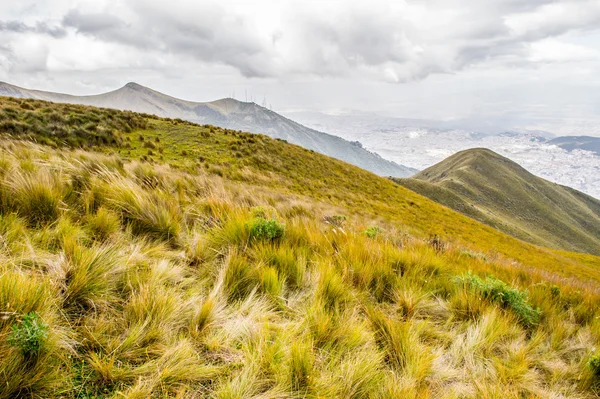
left=549, top=136, right=600, bottom=156
left=394, top=148, right=600, bottom=255
left=0, top=81, right=416, bottom=177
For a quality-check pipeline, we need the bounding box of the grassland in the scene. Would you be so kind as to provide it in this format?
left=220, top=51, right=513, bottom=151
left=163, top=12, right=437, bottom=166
left=0, top=96, right=599, bottom=398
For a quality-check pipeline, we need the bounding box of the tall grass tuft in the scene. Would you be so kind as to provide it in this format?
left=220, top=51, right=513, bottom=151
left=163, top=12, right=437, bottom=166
left=60, top=244, right=122, bottom=311
left=4, top=169, right=64, bottom=227
left=288, top=340, right=314, bottom=393
left=367, top=307, right=433, bottom=381
left=223, top=250, right=257, bottom=302
left=86, top=207, right=121, bottom=242
left=106, top=178, right=181, bottom=243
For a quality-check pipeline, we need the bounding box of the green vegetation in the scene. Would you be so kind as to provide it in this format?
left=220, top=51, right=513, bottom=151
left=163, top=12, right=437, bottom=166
left=394, top=148, right=600, bottom=255
left=0, top=97, right=598, bottom=397
left=9, top=312, right=49, bottom=358
left=248, top=217, right=285, bottom=241
left=590, top=355, right=600, bottom=376
left=363, top=226, right=381, bottom=238
left=0, top=96, right=147, bottom=148
left=456, top=272, right=541, bottom=328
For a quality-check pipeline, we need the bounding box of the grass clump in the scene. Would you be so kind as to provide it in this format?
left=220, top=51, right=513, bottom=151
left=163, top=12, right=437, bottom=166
left=5, top=169, right=64, bottom=227
left=9, top=312, right=49, bottom=358
left=455, top=272, right=541, bottom=328
left=86, top=207, right=121, bottom=242
left=61, top=244, right=122, bottom=311
left=288, top=340, right=314, bottom=393
left=107, top=179, right=181, bottom=243
left=223, top=251, right=257, bottom=302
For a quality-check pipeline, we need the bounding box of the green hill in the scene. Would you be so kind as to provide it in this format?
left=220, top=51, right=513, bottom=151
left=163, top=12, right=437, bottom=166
left=394, top=148, right=600, bottom=255
left=1, top=96, right=600, bottom=398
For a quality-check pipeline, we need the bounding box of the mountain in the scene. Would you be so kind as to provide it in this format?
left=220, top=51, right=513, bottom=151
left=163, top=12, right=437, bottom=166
left=0, top=81, right=416, bottom=177
left=1, top=96, right=600, bottom=398
left=394, top=148, right=600, bottom=255
left=549, top=135, right=600, bottom=156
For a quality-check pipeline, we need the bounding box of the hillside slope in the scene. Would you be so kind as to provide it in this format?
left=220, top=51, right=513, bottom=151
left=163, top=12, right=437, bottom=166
left=394, top=148, right=600, bottom=255
left=0, top=81, right=416, bottom=177
left=0, top=96, right=600, bottom=398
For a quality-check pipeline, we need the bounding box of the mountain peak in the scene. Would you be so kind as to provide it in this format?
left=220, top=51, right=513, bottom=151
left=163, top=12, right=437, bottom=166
left=123, top=82, right=146, bottom=90
left=415, top=148, right=526, bottom=184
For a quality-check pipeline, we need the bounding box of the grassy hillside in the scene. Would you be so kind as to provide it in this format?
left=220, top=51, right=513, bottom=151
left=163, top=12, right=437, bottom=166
left=394, top=148, right=600, bottom=256
left=0, top=96, right=600, bottom=398
left=0, top=81, right=415, bottom=177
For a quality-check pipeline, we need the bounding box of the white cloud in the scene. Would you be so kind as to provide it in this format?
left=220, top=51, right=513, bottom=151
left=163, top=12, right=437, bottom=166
left=3, top=0, right=600, bottom=81
left=529, top=38, right=600, bottom=63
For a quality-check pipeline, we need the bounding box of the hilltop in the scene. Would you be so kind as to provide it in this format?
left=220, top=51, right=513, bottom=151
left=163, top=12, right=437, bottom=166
left=0, top=96, right=599, bottom=398
left=0, top=81, right=416, bottom=178
left=394, top=148, right=600, bottom=255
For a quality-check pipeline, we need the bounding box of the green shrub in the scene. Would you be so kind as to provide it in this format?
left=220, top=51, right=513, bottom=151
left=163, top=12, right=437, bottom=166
left=589, top=355, right=600, bottom=376
left=248, top=217, right=285, bottom=241
left=455, top=272, right=541, bottom=328
left=9, top=312, right=49, bottom=358
left=364, top=226, right=381, bottom=239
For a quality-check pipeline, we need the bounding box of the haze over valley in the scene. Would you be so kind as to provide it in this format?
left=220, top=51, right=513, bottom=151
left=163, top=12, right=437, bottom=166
left=288, top=110, right=600, bottom=199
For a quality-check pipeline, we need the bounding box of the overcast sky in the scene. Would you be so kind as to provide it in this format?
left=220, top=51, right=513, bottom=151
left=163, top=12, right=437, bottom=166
left=1, top=0, right=600, bottom=135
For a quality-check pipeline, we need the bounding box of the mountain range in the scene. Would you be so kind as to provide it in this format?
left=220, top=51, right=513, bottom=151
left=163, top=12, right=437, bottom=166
left=0, top=81, right=416, bottom=177
left=394, top=148, right=600, bottom=255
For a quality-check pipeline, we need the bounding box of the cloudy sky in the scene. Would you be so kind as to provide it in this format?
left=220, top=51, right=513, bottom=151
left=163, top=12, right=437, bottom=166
left=1, top=0, right=600, bottom=134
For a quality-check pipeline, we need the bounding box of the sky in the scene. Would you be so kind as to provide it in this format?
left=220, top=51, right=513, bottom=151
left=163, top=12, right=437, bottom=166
left=1, top=0, right=600, bottom=135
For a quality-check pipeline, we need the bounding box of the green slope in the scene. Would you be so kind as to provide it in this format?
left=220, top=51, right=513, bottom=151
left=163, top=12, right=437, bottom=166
left=394, top=148, right=600, bottom=255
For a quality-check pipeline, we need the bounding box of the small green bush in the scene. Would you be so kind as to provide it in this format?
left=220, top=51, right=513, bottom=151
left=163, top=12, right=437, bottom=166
left=364, top=226, right=381, bottom=238
left=248, top=217, right=285, bottom=241
left=455, top=272, right=541, bottom=328
left=9, top=312, right=49, bottom=358
left=589, top=355, right=600, bottom=376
